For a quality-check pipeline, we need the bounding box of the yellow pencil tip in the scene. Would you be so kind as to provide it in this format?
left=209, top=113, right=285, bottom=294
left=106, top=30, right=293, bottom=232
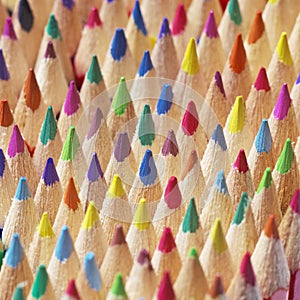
left=228, top=95, right=245, bottom=133
left=82, top=202, right=99, bottom=229
left=109, top=174, right=126, bottom=198
left=38, top=212, right=55, bottom=238
left=276, top=32, right=293, bottom=66
left=133, top=198, right=151, bottom=230
left=181, top=38, right=200, bottom=75
left=210, top=218, right=227, bottom=253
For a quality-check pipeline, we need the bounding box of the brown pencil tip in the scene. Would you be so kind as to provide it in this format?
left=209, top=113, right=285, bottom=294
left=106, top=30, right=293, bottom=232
left=210, top=274, right=225, bottom=297
left=181, top=149, right=198, bottom=180
left=264, top=214, right=279, bottom=239
left=111, top=225, right=126, bottom=246
left=63, top=177, right=81, bottom=211
left=229, top=33, right=246, bottom=74
left=23, top=68, right=41, bottom=112
left=247, top=11, right=265, bottom=44
left=0, top=99, right=13, bottom=127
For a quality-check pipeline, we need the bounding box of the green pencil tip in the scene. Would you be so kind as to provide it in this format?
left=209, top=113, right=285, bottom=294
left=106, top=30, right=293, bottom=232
left=87, top=55, right=103, bottom=84
left=232, top=192, right=250, bottom=225
left=138, top=104, right=155, bottom=146
left=40, top=106, right=57, bottom=145
left=13, top=284, right=25, bottom=300
left=46, top=14, right=62, bottom=40
left=182, top=197, right=199, bottom=233
left=276, top=138, right=294, bottom=174
left=188, top=247, right=198, bottom=258
left=228, top=0, right=242, bottom=25
left=256, top=167, right=272, bottom=193
left=32, top=265, right=48, bottom=298
left=112, top=77, right=130, bottom=116
left=61, top=126, right=79, bottom=161
left=111, top=273, right=127, bottom=298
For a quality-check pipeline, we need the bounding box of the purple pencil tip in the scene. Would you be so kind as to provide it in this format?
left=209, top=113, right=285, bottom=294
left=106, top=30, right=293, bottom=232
left=64, top=81, right=81, bottom=116
left=161, top=130, right=179, bottom=157
left=114, top=132, right=131, bottom=162
left=204, top=11, right=218, bottom=38
left=214, top=71, right=226, bottom=98
left=0, top=49, right=10, bottom=81
left=87, top=152, right=103, bottom=181
left=44, top=41, right=56, bottom=59
left=3, top=17, right=17, bottom=40
left=42, top=157, right=60, bottom=186
left=273, top=83, right=291, bottom=120
left=8, top=125, right=25, bottom=158
left=87, top=107, right=103, bottom=139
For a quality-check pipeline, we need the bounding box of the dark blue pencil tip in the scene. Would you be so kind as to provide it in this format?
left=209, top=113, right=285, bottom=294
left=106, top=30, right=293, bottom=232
left=133, top=0, right=147, bottom=36
left=0, top=49, right=10, bottom=81
left=211, top=124, right=227, bottom=151
left=138, top=51, right=153, bottom=77
left=156, top=84, right=174, bottom=115
left=158, top=18, right=170, bottom=39
left=255, top=119, right=272, bottom=153
left=84, top=252, right=102, bottom=291
left=0, top=148, right=5, bottom=177
left=18, top=0, right=34, bottom=33
left=215, top=170, right=228, bottom=195
left=87, top=153, right=103, bottom=182
left=111, top=28, right=127, bottom=61
left=55, top=226, right=73, bottom=262
left=62, top=0, right=75, bottom=9
left=139, top=150, right=157, bottom=185
left=42, top=157, right=60, bottom=186
left=296, top=73, right=300, bottom=85
left=6, top=233, right=23, bottom=268
left=15, top=177, right=31, bottom=201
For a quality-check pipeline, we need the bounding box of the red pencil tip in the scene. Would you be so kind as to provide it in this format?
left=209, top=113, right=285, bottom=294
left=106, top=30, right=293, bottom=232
left=240, top=252, right=256, bottom=286
left=264, top=215, right=279, bottom=239
left=63, top=177, right=80, bottom=211
left=164, top=176, right=182, bottom=209
left=247, top=11, right=265, bottom=44
left=157, top=271, right=175, bottom=300
left=210, top=274, right=225, bottom=297
left=158, top=227, right=176, bottom=253
left=0, top=99, right=13, bottom=127
left=171, top=3, right=187, bottom=36
left=65, top=279, right=81, bottom=299
left=181, top=101, right=199, bottom=135
left=233, top=149, right=249, bottom=173
left=23, top=68, right=41, bottom=112
left=24, top=140, right=35, bottom=157
left=253, top=67, right=270, bottom=92
left=86, top=7, right=102, bottom=28
left=111, top=225, right=126, bottom=246
left=290, top=189, right=300, bottom=214
left=229, top=34, right=246, bottom=74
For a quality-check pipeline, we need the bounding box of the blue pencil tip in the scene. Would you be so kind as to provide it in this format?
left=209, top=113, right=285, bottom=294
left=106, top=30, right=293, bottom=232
left=138, top=51, right=153, bottom=77
left=215, top=170, right=228, bottom=195
left=296, top=73, right=300, bottom=85
left=0, top=148, right=5, bottom=177
left=133, top=0, right=147, bottom=36
left=87, top=153, right=103, bottom=182
left=18, top=0, right=34, bottom=33
left=6, top=233, right=23, bottom=268
left=42, top=157, right=60, bottom=186
left=156, top=84, right=174, bottom=115
left=84, top=252, right=102, bottom=291
left=111, top=28, right=127, bottom=61
left=15, top=177, right=31, bottom=201
left=158, top=18, right=170, bottom=39
left=55, top=226, right=73, bottom=262
left=62, top=0, right=75, bottom=9
left=0, top=49, right=10, bottom=81
left=255, top=119, right=272, bottom=153
left=139, top=150, right=157, bottom=185
left=211, top=124, right=227, bottom=151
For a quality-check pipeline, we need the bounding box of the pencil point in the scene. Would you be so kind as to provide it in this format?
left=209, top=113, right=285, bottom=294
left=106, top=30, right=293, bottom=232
left=228, top=0, right=242, bottom=25
left=157, top=271, right=175, bottom=300
left=111, top=28, right=127, bottom=61
left=254, top=67, right=271, bottom=91
left=257, top=167, right=272, bottom=193
left=182, top=197, right=199, bottom=233
left=215, top=170, right=229, bottom=194
left=40, top=106, right=57, bottom=145
left=44, top=41, right=56, bottom=59
left=139, top=150, right=158, bottom=185
left=233, top=149, right=249, bottom=173
left=84, top=252, right=102, bottom=291
left=138, top=104, right=155, bottom=146
left=64, top=81, right=81, bottom=116
left=158, top=227, right=176, bottom=253
left=3, top=17, right=17, bottom=40
left=273, top=83, right=291, bottom=120
left=158, top=18, right=171, bottom=39
left=108, top=174, right=126, bottom=197
left=111, top=225, right=126, bottom=246
left=204, top=11, right=219, bottom=38
left=87, top=55, right=103, bottom=84
left=114, top=132, right=131, bottom=162
left=228, top=95, right=245, bottom=133
left=132, top=0, right=147, bottom=36
left=0, top=100, right=13, bottom=127
left=24, top=69, right=41, bottom=112
left=164, top=176, right=182, bottom=209
left=82, top=202, right=99, bottom=229
left=214, top=71, right=226, bottom=98
left=87, top=107, right=103, bottom=139
left=112, top=77, right=130, bottom=116
left=182, top=101, right=199, bottom=135
left=232, top=192, right=250, bottom=225
left=171, top=3, right=187, bottom=36
left=18, top=0, right=34, bottom=32
left=240, top=252, right=256, bottom=286
left=86, top=7, right=102, bottom=28
left=38, top=212, right=55, bottom=238
left=46, top=14, right=62, bottom=40
left=276, top=138, right=294, bottom=174
left=61, top=126, right=80, bottom=161
left=64, top=177, right=80, bottom=211
left=32, top=265, right=49, bottom=298
left=137, top=249, right=153, bottom=270
left=255, top=119, right=272, bottom=153
left=210, top=275, right=225, bottom=297
left=181, top=38, right=200, bottom=75
left=291, top=190, right=300, bottom=214
left=6, top=233, right=23, bottom=267
left=264, top=215, right=279, bottom=239
left=62, top=0, right=75, bottom=9
left=55, top=226, right=74, bottom=262
left=138, top=50, right=153, bottom=76
left=276, top=32, right=293, bottom=66
left=0, top=49, right=10, bottom=80
left=161, top=130, right=179, bottom=157
left=13, top=284, right=25, bottom=300
left=0, top=149, right=5, bottom=177
left=188, top=247, right=198, bottom=258
left=210, top=219, right=227, bottom=253
left=15, top=177, right=31, bottom=201
left=247, top=11, right=264, bottom=44
left=8, top=125, right=25, bottom=157
left=64, top=279, right=80, bottom=299
left=212, top=124, right=227, bottom=151
left=87, top=153, right=103, bottom=182
left=133, top=198, right=151, bottom=230
left=296, top=73, right=300, bottom=85
left=110, top=273, right=127, bottom=297
left=156, top=84, right=174, bottom=115
left=229, top=34, right=246, bottom=73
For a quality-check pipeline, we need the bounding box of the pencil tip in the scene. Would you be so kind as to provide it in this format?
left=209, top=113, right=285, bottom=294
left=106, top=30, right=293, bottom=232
left=204, top=11, right=219, bottom=38
left=257, top=167, right=272, bottom=193
left=161, top=130, right=179, bottom=157
left=0, top=99, right=13, bottom=127
left=15, top=177, right=31, bottom=201
left=182, top=197, right=199, bottom=233
left=158, top=227, right=176, bottom=253
left=181, top=38, right=200, bottom=75
left=108, top=174, right=126, bottom=197
left=132, top=0, right=147, bottom=36
left=62, top=0, right=75, bottom=9
left=181, top=149, right=199, bottom=180
left=111, top=225, right=126, bottom=246
left=133, top=198, right=151, bottom=230
left=296, top=73, right=300, bottom=85
left=87, top=153, right=103, bottom=182
left=210, top=274, right=225, bottom=297
left=210, top=219, right=227, bottom=253
left=84, top=252, right=102, bottom=291
left=32, top=265, right=49, bottom=298
left=40, top=106, right=58, bottom=145
left=276, top=138, right=294, bottom=174
left=291, top=190, right=300, bottom=214
left=240, top=252, right=256, bottom=286
left=214, top=71, right=226, bottom=98
left=138, top=50, right=153, bottom=76
left=18, top=0, right=34, bottom=32
left=64, top=81, right=81, bottom=116
left=264, top=215, right=279, bottom=239
left=111, top=28, right=127, bottom=61
left=6, top=233, right=23, bottom=268
left=8, top=125, right=25, bottom=157
left=254, top=67, right=270, bottom=91
left=232, top=192, right=250, bottom=225
left=228, top=95, right=245, bottom=133
left=86, top=7, right=102, bottom=28
left=229, top=34, right=246, bottom=73
left=215, top=170, right=229, bottom=194
left=87, top=107, right=103, bottom=139
left=87, top=55, right=103, bottom=84
left=55, top=226, right=74, bottom=262
left=138, top=104, right=155, bottom=146
left=247, top=11, right=264, bottom=44
left=82, top=202, right=99, bottom=229
left=44, top=41, right=56, bottom=59
left=38, top=212, right=55, bottom=238
left=3, top=17, right=17, bottom=40
left=158, top=18, right=171, bottom=39
left=228, top=0, right=242, bottom=25
left=233, top=149, right=249, bottom=173
left=110, top=273, right=127, bottom=297
left=157, top=271, right=175, bottom=300
left=13, top=284, right=25, bottom=300
left=24, top=68, right=41, bottom=112
left=61, top=126, right=80, bottom=161
left=139, top=150, right=158, bottom=185
left=137, top=249, right=153, bottom=270
left=164, top=176, right=182, bottom=209
left=0, top=148, right=5, bottom=178
left=171, top=3, right=187, bottom=36
left=212, top=124, right=227, bottom=151
left=276, top=32, right=293, bottom=66
left=273, top=83, right=291, bottom=120
left=188, top=247, right=198, bottom=259
left=156, top=84, right=174, bottom=115
left=114, top=132, right=131, bottom=162
left=255, top=119, right=272, bottom=153
left=112, top=76, right=131, bottom=115
left=64, top=177, right=80, bottom=210
left=182, top=101, right=199, bottom=135
left=64, top=279, right=80, bottom=299
left=0, top=49, right=10, bottom=80
left=46, top=14, right=62, bottom=40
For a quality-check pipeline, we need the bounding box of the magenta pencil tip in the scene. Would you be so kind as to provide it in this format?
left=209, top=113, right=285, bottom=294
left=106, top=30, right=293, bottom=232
left=86, top=7, right=102, bottom=28
left=164, top=176, right=182, bottom=209
left=240, top=252, right=256, bottom=286
left=8, top=125, right=25, bottom=158
left=64, top=81, right=81, bottom=116
left=253, top=67, right=270, bottom=92
left=158, top=227, right=176, bottom=253
left=233, top=149, right=249, bottom=173
left=291, top=189, right=300, bottom=214
left=273, top=83, right=291, bottom=120
left=3, top=17, right=17, bottom=40
left=171, top=3, right=187, bottom=36
left=204, top=11, right=218, bottom=38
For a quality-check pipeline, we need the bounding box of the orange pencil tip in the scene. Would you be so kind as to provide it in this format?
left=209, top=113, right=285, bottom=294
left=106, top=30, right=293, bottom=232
left=63, top=177, right=80, bottom=211
left=247, top=11, right=265, bottom=44
left=0, top=99, right=13, bottom=127
left=264, top=214, right=279, bottom=239
left=229, top=33, right=246, bottom=74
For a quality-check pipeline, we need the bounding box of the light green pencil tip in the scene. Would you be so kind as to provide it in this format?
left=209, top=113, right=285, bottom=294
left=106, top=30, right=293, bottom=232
left=232, top=192, right=250, bottom=225
left=40, top=106, right=57, bottom=145
left=188, top=247, right=198, bottom=258
left=112, top=77, right=130, bottom=116
left=228, top=0, right=242, bottom=25
left=138, top=104, right=155, bottom=146
left=46, top=14, right=62, bottom=40
left=111, top=273, right=128, bottom=298
left=276, top=138, right=294, bottom=174
left=61, top=126, right=79, bottom=161
left=87, top=55, right=103, bottom=84
left=32, top=264, right=48, bottom=298
left=257, top=167, right=272, bottom=193
left=182, top=197, right=199, bottom=233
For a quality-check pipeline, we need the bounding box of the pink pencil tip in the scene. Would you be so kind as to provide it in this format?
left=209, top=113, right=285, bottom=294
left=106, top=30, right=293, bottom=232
left=290, top=190, right=300, bottom=214
left=65, top=279, right=81, bottom=299
left=233, top=149, right=249, bottom=173
left=253, top=67, right=270, bottom=92
left=86, top=7, right=102, bottom=28
left=181, top=101, right=199, bottom=136
left=204, top=11, right=218, bottom=38
left=171, top=3, right=187, bottom=36
left=164, top=176, right=182, bottom=209
left=157, top=271, right=176, bottom=300
left=240, top=252, right=256, bottom=286
left=158, top=227, right=176, bottom=253
left=3, top=17, right=17, bottom=40
left=64, top=81, right=81, bottom=116
left=7, top=125, right=24, bottom=158
left=273, top=83, right=291, bottom=120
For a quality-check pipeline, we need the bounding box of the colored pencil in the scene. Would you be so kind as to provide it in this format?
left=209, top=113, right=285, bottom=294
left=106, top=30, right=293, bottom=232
left=61, top=279, right=81, bottom=300
left=238, top=0, right=265, bottom=30
left=153, top=270, right=176, bottom=300
left=251, top=215, right=290, bottom=299
left=28, top=212, right=56, bottom=274
left=251, top=167, right=282, bottom=237
left=76, top=0, right=102, bottom=25
left=126, top=248, right=157, bottom=300
left=0, top=99, right=14, bottom=153
left=48, top=226, right=80, bottom=299
left=106, top=272, right=128, bottom=300
left=12, top=283, right=26, bottom=300
left=204, top=274, right=227, bottom=300
left=75, top=201, right=107, bottom=267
